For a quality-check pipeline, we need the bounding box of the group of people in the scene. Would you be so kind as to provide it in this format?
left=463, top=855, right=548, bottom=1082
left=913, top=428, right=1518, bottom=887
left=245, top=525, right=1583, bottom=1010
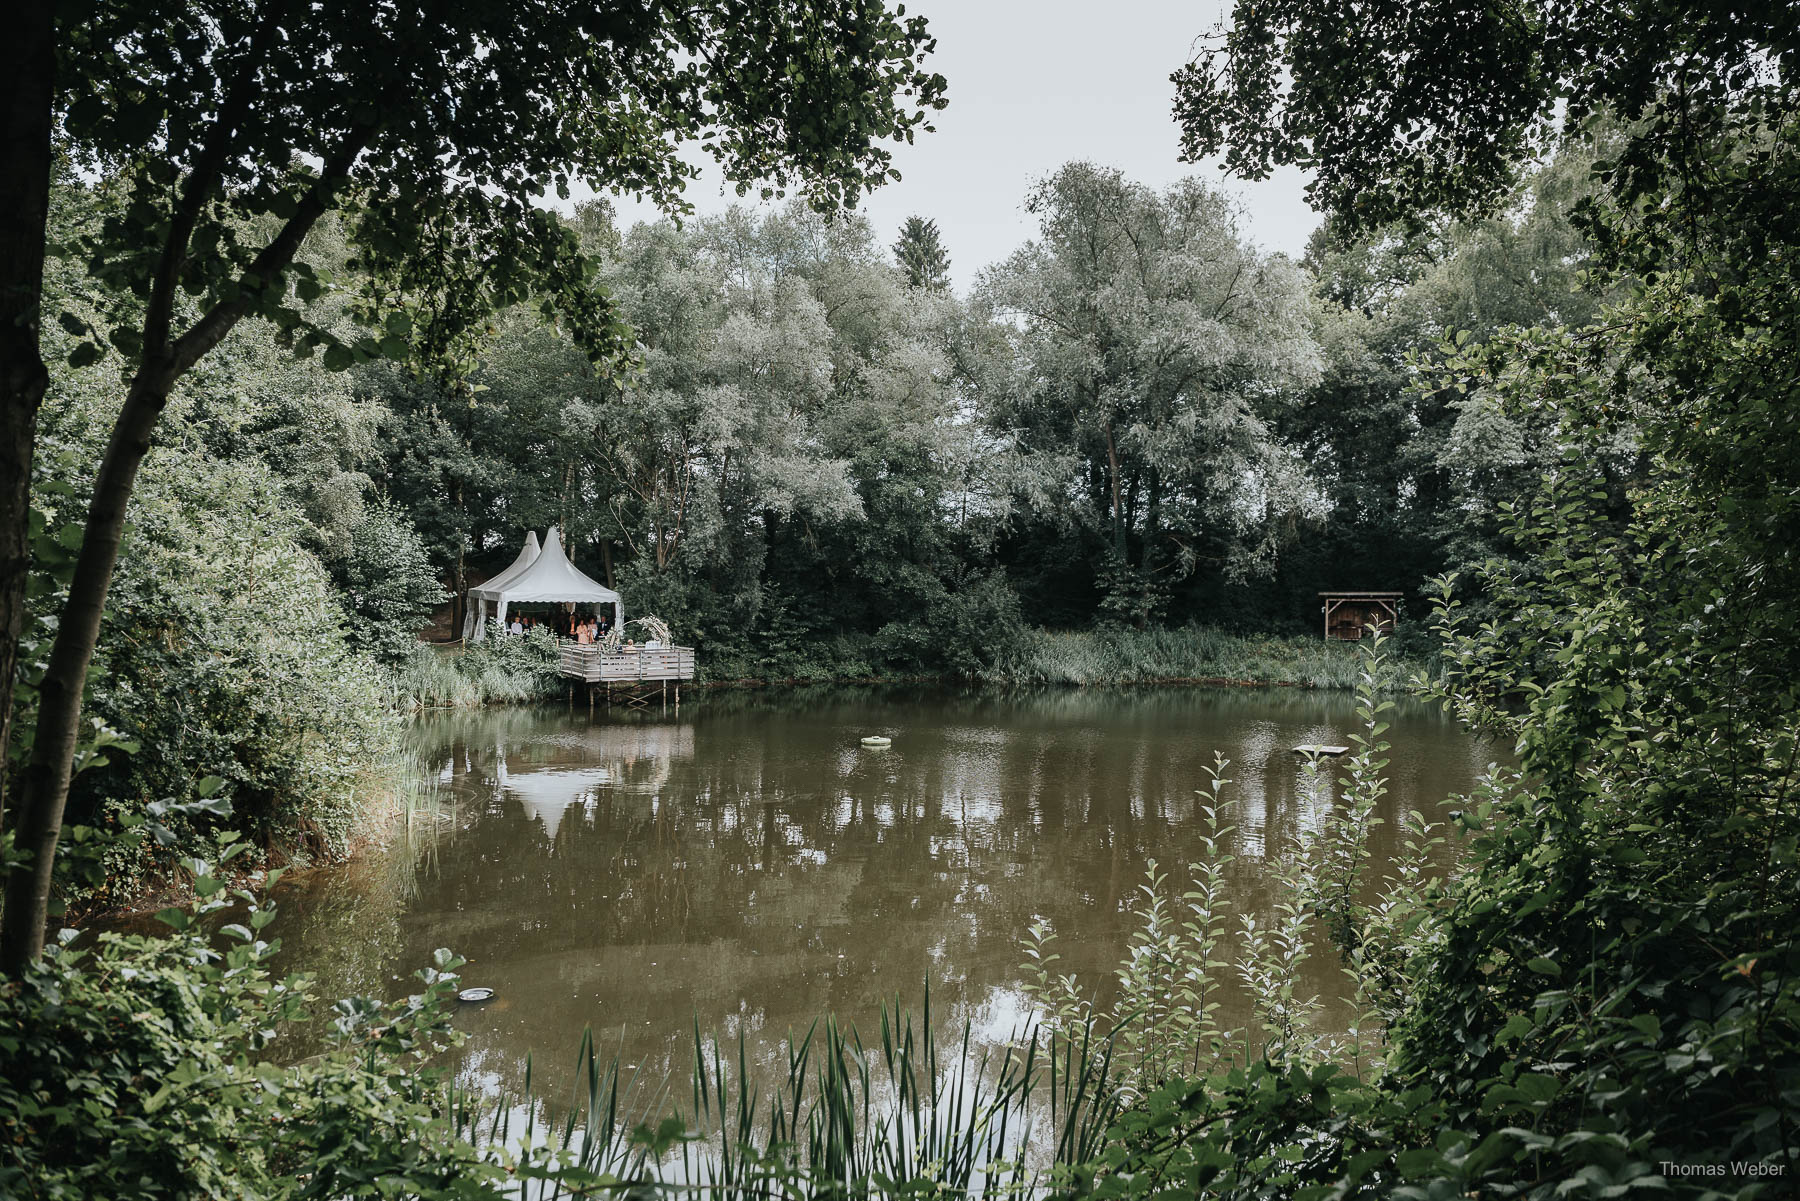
left=499, top=611, right=613, bottom=641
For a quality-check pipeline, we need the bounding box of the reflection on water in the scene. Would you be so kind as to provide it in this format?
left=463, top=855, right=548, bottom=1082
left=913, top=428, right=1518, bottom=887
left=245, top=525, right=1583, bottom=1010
left=271, top=685, right=1500, bottom=1102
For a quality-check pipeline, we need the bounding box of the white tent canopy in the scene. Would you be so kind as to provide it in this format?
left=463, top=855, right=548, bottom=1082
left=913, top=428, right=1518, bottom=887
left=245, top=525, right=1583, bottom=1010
left=465, top=527, right=623, bottom=641
left=459, top=530, right=540, bottom=640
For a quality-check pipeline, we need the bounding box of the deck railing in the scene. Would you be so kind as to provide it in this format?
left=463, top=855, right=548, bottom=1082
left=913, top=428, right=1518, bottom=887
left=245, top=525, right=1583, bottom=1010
left=557, top=643, right=697, bottom=683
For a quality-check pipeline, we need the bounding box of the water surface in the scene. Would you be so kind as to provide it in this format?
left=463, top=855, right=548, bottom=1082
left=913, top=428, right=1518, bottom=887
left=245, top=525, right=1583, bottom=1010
left=271, top=685, right=1499, bottom=1100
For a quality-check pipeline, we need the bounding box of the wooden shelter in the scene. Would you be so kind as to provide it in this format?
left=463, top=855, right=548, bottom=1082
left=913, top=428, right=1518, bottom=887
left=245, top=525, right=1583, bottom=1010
left=1319, top=591, right=1402, bottom=640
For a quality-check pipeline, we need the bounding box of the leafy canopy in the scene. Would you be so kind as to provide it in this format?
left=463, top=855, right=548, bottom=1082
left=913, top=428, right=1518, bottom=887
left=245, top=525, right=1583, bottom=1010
left=1172, top=0, right=1800, bottom=230
left=56, top=0, right=949, bottom=378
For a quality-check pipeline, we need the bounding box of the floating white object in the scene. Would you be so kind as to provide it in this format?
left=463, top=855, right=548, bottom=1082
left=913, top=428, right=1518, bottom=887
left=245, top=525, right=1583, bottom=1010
left=457, top=987, right=496, bottom=1002
left=1292, top=744, right=1350, bottom=756
left=859, top=736, right=892, bottom=748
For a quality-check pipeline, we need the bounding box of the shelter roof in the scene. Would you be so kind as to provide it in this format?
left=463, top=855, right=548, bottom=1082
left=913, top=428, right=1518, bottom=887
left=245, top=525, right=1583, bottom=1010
left=468, top=530, right=541, bottom=601
left=470, top=527, right=619, bottom=605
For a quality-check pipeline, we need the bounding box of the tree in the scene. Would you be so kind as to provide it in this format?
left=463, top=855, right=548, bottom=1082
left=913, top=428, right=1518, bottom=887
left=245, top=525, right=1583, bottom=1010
left=979, top=163, right=1320, bottom=623
left=0, top=4, right=55, bottom=863
left=892, top=215, right=951, bottom=291
left=1153, top=1, right=1800, bottom=1189
left=1171, top=0, right=1797, bottom=233
left=330, top=500, right=446, bottom=667
left=1278, top=138, right=1625, bottom=602
left=0, top=1, right=946, bottom=968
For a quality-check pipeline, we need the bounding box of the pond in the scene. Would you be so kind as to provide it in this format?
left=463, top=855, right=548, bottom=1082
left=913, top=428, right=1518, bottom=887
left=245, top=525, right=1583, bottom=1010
left=270, top=684, right=1501, bottom=1103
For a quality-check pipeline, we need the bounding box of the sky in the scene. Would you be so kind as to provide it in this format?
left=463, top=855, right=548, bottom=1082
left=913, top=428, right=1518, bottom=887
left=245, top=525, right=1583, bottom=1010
left=578, top=0, right=1320, bottom=295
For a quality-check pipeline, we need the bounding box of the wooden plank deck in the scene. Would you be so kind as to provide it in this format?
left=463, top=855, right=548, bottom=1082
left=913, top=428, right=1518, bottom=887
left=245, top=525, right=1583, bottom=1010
left=558, top=644, right=697, bottom=684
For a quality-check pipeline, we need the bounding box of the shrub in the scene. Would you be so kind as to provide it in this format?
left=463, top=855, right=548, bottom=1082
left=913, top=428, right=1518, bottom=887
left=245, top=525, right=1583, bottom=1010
left=0, top=846, right=514, bottom=1201
left=34, top=450, right=396, bottom=903
left=870, top=570, right=1030, bottom=678
left=327, top=499, right=446, bottom=666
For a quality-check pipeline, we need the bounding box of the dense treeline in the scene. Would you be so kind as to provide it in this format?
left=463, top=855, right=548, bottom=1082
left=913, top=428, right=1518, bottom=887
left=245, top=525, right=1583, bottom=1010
left=78, top=154, right=1609, bottom=684
left=409, top=161, right=1612, bottom=655
left=18, top=139, right=1620, bottom=886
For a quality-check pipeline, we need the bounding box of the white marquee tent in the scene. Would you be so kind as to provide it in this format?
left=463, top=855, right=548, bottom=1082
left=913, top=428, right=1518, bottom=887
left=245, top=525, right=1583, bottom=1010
left=464, top=527, right=623, bottom=642
left=459, top=530, right=538, bottom=640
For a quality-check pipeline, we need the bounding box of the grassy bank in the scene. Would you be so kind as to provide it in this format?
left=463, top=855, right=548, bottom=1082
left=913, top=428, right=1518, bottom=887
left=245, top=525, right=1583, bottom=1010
left=387, top=624, right=1428, bottom=707
left=387, top=630, right=564, bottom=709
left=991, top=625, right=1426, bottom=689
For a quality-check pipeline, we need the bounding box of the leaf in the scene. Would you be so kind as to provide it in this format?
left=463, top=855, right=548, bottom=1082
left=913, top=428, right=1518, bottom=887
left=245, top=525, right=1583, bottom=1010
left=1496, top=1013, right=1536, bottom=1044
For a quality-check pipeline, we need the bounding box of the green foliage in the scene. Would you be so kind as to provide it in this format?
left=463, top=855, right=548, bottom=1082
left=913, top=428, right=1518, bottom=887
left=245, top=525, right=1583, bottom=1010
left=18, top=438, right=397, bottom=903
left=868, top=569, right=1028, bottom=678
left=327, top=500, right=445, bottom=666
left=0, top=842, right=540, bottom=1200
left=389, top=628, right=562, bottom=711
left=892, top=215, right=951, bottom=291
left=1173, top=0, right=1794, bottom=236
left=54, top=0, right=948, bottom=381
left=995, top=624, right=1397, bottom=689
left=1043, top=8, right=1800, bottom=1194
left=980, top=163, right=1323, bottom=612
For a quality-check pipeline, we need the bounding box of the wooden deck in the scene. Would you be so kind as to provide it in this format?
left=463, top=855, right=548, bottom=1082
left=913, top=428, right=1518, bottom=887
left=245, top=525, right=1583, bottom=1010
left=558, top=644, right=697, bottom=684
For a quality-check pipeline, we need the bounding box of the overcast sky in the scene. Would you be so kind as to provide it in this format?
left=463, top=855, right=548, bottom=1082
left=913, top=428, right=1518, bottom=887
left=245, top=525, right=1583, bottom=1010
left=578, top=0, right=1320, bottom=295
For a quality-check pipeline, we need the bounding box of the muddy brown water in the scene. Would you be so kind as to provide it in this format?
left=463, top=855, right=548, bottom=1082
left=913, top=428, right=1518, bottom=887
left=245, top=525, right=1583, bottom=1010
left=267, top=684, right=1502, bottom=1103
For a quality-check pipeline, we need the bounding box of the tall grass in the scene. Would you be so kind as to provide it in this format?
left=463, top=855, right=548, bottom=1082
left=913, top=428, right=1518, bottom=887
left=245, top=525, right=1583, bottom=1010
left=460, top=994, right=1124, bottom=1198
left=388, top=629, right=563, bottom=710
left=992, top=624, right=1419, bottom=689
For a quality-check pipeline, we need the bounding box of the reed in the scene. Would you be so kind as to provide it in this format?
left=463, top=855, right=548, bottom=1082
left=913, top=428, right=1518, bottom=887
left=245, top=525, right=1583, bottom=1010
left=387, top=633, right=563, bottom=710
left=993, top=625, right=1419, bottom=690
left=455, top=992, right=1124, bottom=1198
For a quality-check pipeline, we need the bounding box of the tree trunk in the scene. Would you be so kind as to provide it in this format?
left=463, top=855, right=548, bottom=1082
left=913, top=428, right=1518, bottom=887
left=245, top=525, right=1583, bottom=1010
left=2, top=365, right=176, bottom=968
left=1143, top=465, right=1163, bottom=576
left=1102, top=420, right=1126, bottom=561
left=451, top=479, right=466, bottom=636
left=0, top=1, right=55, bottom=835
left=0, top=116, right=368, bottom=966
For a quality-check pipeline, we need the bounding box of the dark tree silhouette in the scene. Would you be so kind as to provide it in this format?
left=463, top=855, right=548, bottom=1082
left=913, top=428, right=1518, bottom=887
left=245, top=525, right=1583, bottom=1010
left=893, top=215, right=951, bottom=291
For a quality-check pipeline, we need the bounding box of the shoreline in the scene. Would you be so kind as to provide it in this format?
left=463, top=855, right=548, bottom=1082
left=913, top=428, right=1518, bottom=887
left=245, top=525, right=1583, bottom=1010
left=406, top=624, right=1426, bottom=709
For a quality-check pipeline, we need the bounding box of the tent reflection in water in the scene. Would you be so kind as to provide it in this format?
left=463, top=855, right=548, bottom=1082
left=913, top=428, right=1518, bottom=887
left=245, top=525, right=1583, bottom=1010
left=463, top=527, right=623, bottom=642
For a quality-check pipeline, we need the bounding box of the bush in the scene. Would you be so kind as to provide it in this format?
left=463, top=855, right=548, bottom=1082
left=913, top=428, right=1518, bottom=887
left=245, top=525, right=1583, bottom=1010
left=327, top=499, right=446, bottom=666
left=37, top=450, right=396, bottom=903
left=870, top=570, right=1030, bottom=678
left=0, top=847, right=517, bottom=1200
